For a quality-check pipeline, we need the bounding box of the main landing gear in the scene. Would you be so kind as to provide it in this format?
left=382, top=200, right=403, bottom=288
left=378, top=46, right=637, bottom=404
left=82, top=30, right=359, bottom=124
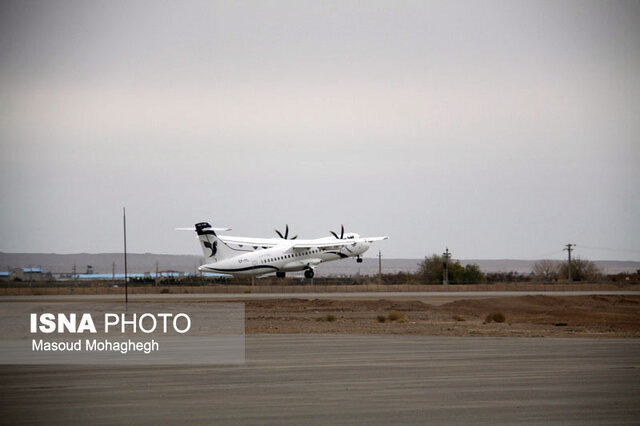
left=304, top=269, right=315, bottom=279
left=356, top=256, right=363, bottom=263
left=276, top=271, right=286, bottom=278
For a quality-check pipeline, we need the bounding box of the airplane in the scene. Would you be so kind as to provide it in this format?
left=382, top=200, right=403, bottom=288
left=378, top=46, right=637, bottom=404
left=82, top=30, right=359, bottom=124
left=181, top=222, right=389, bottom=278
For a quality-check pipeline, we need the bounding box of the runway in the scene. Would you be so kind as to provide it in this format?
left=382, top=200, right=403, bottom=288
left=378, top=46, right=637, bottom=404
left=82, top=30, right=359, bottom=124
left=1, top=335, right=639, bottom=424
left=1, top=290, right=638, bottom=303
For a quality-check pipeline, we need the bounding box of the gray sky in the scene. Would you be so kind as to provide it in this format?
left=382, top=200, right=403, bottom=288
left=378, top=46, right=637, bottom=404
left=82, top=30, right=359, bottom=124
left=1, top=0, right=639, bottom=260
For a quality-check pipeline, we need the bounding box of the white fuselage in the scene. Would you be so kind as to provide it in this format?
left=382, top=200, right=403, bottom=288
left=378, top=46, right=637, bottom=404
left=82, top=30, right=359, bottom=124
left=199, top=238, right=370, bottom=276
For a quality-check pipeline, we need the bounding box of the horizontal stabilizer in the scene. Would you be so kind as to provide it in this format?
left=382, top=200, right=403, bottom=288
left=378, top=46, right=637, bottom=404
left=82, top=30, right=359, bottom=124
left=175, top=227, right=232, bottom=232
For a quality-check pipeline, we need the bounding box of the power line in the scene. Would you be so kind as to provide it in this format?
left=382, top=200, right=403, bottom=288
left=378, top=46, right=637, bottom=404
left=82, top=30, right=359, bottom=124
left=578, top=245, right=640, bottom=254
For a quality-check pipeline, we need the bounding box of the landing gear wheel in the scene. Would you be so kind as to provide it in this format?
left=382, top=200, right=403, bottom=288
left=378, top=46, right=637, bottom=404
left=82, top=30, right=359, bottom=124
left=276, top=271, right=286, bottom=278
left=304, top=269, right=314, bottom=279
left=356, top=257, right=363, bottom=263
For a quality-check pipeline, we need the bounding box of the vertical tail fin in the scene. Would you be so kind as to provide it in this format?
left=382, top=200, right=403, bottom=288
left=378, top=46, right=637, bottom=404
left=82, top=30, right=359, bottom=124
left=195, top=222, right=237, bottom=262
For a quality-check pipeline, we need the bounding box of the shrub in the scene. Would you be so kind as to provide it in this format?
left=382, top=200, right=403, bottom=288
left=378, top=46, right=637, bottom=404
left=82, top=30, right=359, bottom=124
left=559, top=257, right=602, bottom=281
left=417, top=254, right=486, bottom=284
left=387, top=310, right=407, bottom=322
left=387, top=310, right=402, bottom=321
left=485, top=312, right=506, bottom=323
left=452, top=315, right=466, bottom=322
left=318, top=314, right=337, bottom=322
left=160, top=288, right=170, bottom=294
left=377, top=315, right=387, bottom=323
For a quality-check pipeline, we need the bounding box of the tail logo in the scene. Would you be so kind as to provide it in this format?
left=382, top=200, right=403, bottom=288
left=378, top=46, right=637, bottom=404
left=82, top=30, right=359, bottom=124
left=203, top=238, right=217, bottom=257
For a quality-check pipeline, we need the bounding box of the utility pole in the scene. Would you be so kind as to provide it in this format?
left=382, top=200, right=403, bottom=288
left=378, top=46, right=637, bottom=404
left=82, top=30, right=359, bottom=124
left=155, top=261, right=159, bottom=286
left=442, top=248, right=451, bottom=286
left=123, top=207, right=128, bottom=305
left=112, top=262, right=115, bottom=287
left=564, top=243, right=575, bottom=282
left=378, top=250, right=382, bottom=279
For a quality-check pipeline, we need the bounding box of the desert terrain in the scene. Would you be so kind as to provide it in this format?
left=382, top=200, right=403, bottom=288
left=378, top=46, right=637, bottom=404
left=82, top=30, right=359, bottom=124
left=245, top=294, right=640, bottom=337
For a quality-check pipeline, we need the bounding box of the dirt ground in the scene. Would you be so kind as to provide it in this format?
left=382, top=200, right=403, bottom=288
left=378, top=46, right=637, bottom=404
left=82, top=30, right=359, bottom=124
left=245, top=295, right=640, bottom=337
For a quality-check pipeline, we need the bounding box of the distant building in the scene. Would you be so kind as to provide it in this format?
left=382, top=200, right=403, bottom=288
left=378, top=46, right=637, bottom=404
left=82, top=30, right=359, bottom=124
left=72, top=273, right=147, bottom=280
left=0, top=272, right=9, bottom=282
left=157, top=270, right=184, bottom=279
left=10, top=268, right=43, bottom=282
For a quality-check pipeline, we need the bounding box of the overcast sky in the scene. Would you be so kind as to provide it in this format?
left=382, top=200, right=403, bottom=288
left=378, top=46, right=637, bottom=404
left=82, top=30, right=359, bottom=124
left=1, top=0, right=639, bottom=260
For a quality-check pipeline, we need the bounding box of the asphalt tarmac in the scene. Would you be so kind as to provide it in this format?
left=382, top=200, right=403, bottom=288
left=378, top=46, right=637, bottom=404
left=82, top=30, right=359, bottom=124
left=1, top=290, right=638, bottom=303
left=1, top=335, right=639, bottom=425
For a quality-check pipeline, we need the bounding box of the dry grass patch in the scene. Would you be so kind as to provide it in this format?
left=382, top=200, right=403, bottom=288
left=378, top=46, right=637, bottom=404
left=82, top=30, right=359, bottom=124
left=485, top=312, right=506, bottom=323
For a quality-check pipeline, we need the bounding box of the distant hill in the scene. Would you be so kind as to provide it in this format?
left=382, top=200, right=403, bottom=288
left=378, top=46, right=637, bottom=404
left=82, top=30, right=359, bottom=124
left=1, top=253, right=638, bottom=276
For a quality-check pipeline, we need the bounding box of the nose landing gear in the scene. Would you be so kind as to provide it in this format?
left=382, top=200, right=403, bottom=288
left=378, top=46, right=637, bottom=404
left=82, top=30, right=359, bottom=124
left=356, top=256, right=363, bottom=263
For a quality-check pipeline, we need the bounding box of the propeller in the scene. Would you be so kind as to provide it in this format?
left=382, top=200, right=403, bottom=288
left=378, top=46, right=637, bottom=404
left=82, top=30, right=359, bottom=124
left=330, top=224, right=345, bottom=239
left=275, top=224, right=298, bottom=240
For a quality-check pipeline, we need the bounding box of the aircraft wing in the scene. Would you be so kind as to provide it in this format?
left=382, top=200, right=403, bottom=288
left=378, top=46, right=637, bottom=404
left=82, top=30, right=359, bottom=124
left=287, top=242, right=348, bottom=249
left=217, top=236, right=391, bottom=249
left=214, top=237, right=349, bottom=251
left=180, top=228, right=389, bottom=250
left=218, top=235, right=281, bottom=248
left=288, top=236, right=389, bottom=249
left=357, top=236, right=389, bottom=243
